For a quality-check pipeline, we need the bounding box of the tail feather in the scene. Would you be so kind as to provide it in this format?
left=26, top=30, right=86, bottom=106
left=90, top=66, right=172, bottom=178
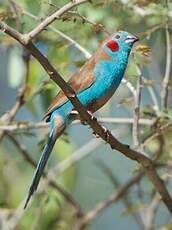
left=24, top=124, right=65, bottom=209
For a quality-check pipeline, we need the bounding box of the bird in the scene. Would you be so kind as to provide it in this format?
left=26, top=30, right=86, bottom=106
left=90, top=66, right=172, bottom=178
left=24, top=31, right=139, bottom=208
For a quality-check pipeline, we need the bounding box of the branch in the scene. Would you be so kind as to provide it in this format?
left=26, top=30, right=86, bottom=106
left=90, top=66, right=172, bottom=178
left=143, top=193, right=161, bottom=230
left=0, top=118, right=154, bottom=132
left=23, top=0, right=88, bottom=44
left=161, top=2, right=171, bottom=110
left=142, top=76, right=160, bottom=116
left=50, top=27, right=91, bottom=59
left=140, top=119, right=172, bottom=149
left=0, top=0, right=88, bottom=45
left=9, top=0, right=22, bottom=31
left=122, top=78, right=136, bottom=97
left=132, top=61, right=142, bottom=147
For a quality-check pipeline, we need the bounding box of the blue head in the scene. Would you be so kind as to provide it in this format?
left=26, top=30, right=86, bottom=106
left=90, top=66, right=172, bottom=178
left=103, top=31, right=139, bottom=62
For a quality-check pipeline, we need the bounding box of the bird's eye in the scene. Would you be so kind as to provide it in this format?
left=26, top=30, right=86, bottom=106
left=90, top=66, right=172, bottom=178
left=115, top=35, right=120, bottom=39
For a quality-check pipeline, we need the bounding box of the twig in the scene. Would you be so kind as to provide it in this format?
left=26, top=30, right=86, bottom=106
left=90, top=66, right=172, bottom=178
left=140, top=119, right=172, bottom=149
left=9, top=0, right=22, bottom=31
left=161, top=0, right=171, bottom=110
left=23, top=0, right=88, bottom=44
left=0, top=118, right=154, bottom=132
left=122, top=78, right=136, bottom=97
left=20, top=6, right=92, bottom=59
left=133, top=61, right=142, bottom=147
left=67, top=9, right=109, bottom=34
left=142, top=76, right=160, bottom=116
left=50, top=27, right=91, bottom=59
left=143, top=193, right=161, bottom=230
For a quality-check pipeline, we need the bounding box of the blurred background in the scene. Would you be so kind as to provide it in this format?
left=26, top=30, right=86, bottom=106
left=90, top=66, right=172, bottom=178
left=0, top=0, right=172, bottom=229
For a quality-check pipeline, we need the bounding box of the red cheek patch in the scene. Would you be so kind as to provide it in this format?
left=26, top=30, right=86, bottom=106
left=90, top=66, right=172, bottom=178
left=106, top=40, right=119, bottom=52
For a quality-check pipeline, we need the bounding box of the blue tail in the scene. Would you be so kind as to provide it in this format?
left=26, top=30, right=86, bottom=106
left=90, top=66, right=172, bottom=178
left=24, top=125, right=65, bottom=209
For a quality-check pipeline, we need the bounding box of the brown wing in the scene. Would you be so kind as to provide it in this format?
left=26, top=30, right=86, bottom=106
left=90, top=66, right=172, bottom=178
left=43, top=55, right=96, bottom=121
